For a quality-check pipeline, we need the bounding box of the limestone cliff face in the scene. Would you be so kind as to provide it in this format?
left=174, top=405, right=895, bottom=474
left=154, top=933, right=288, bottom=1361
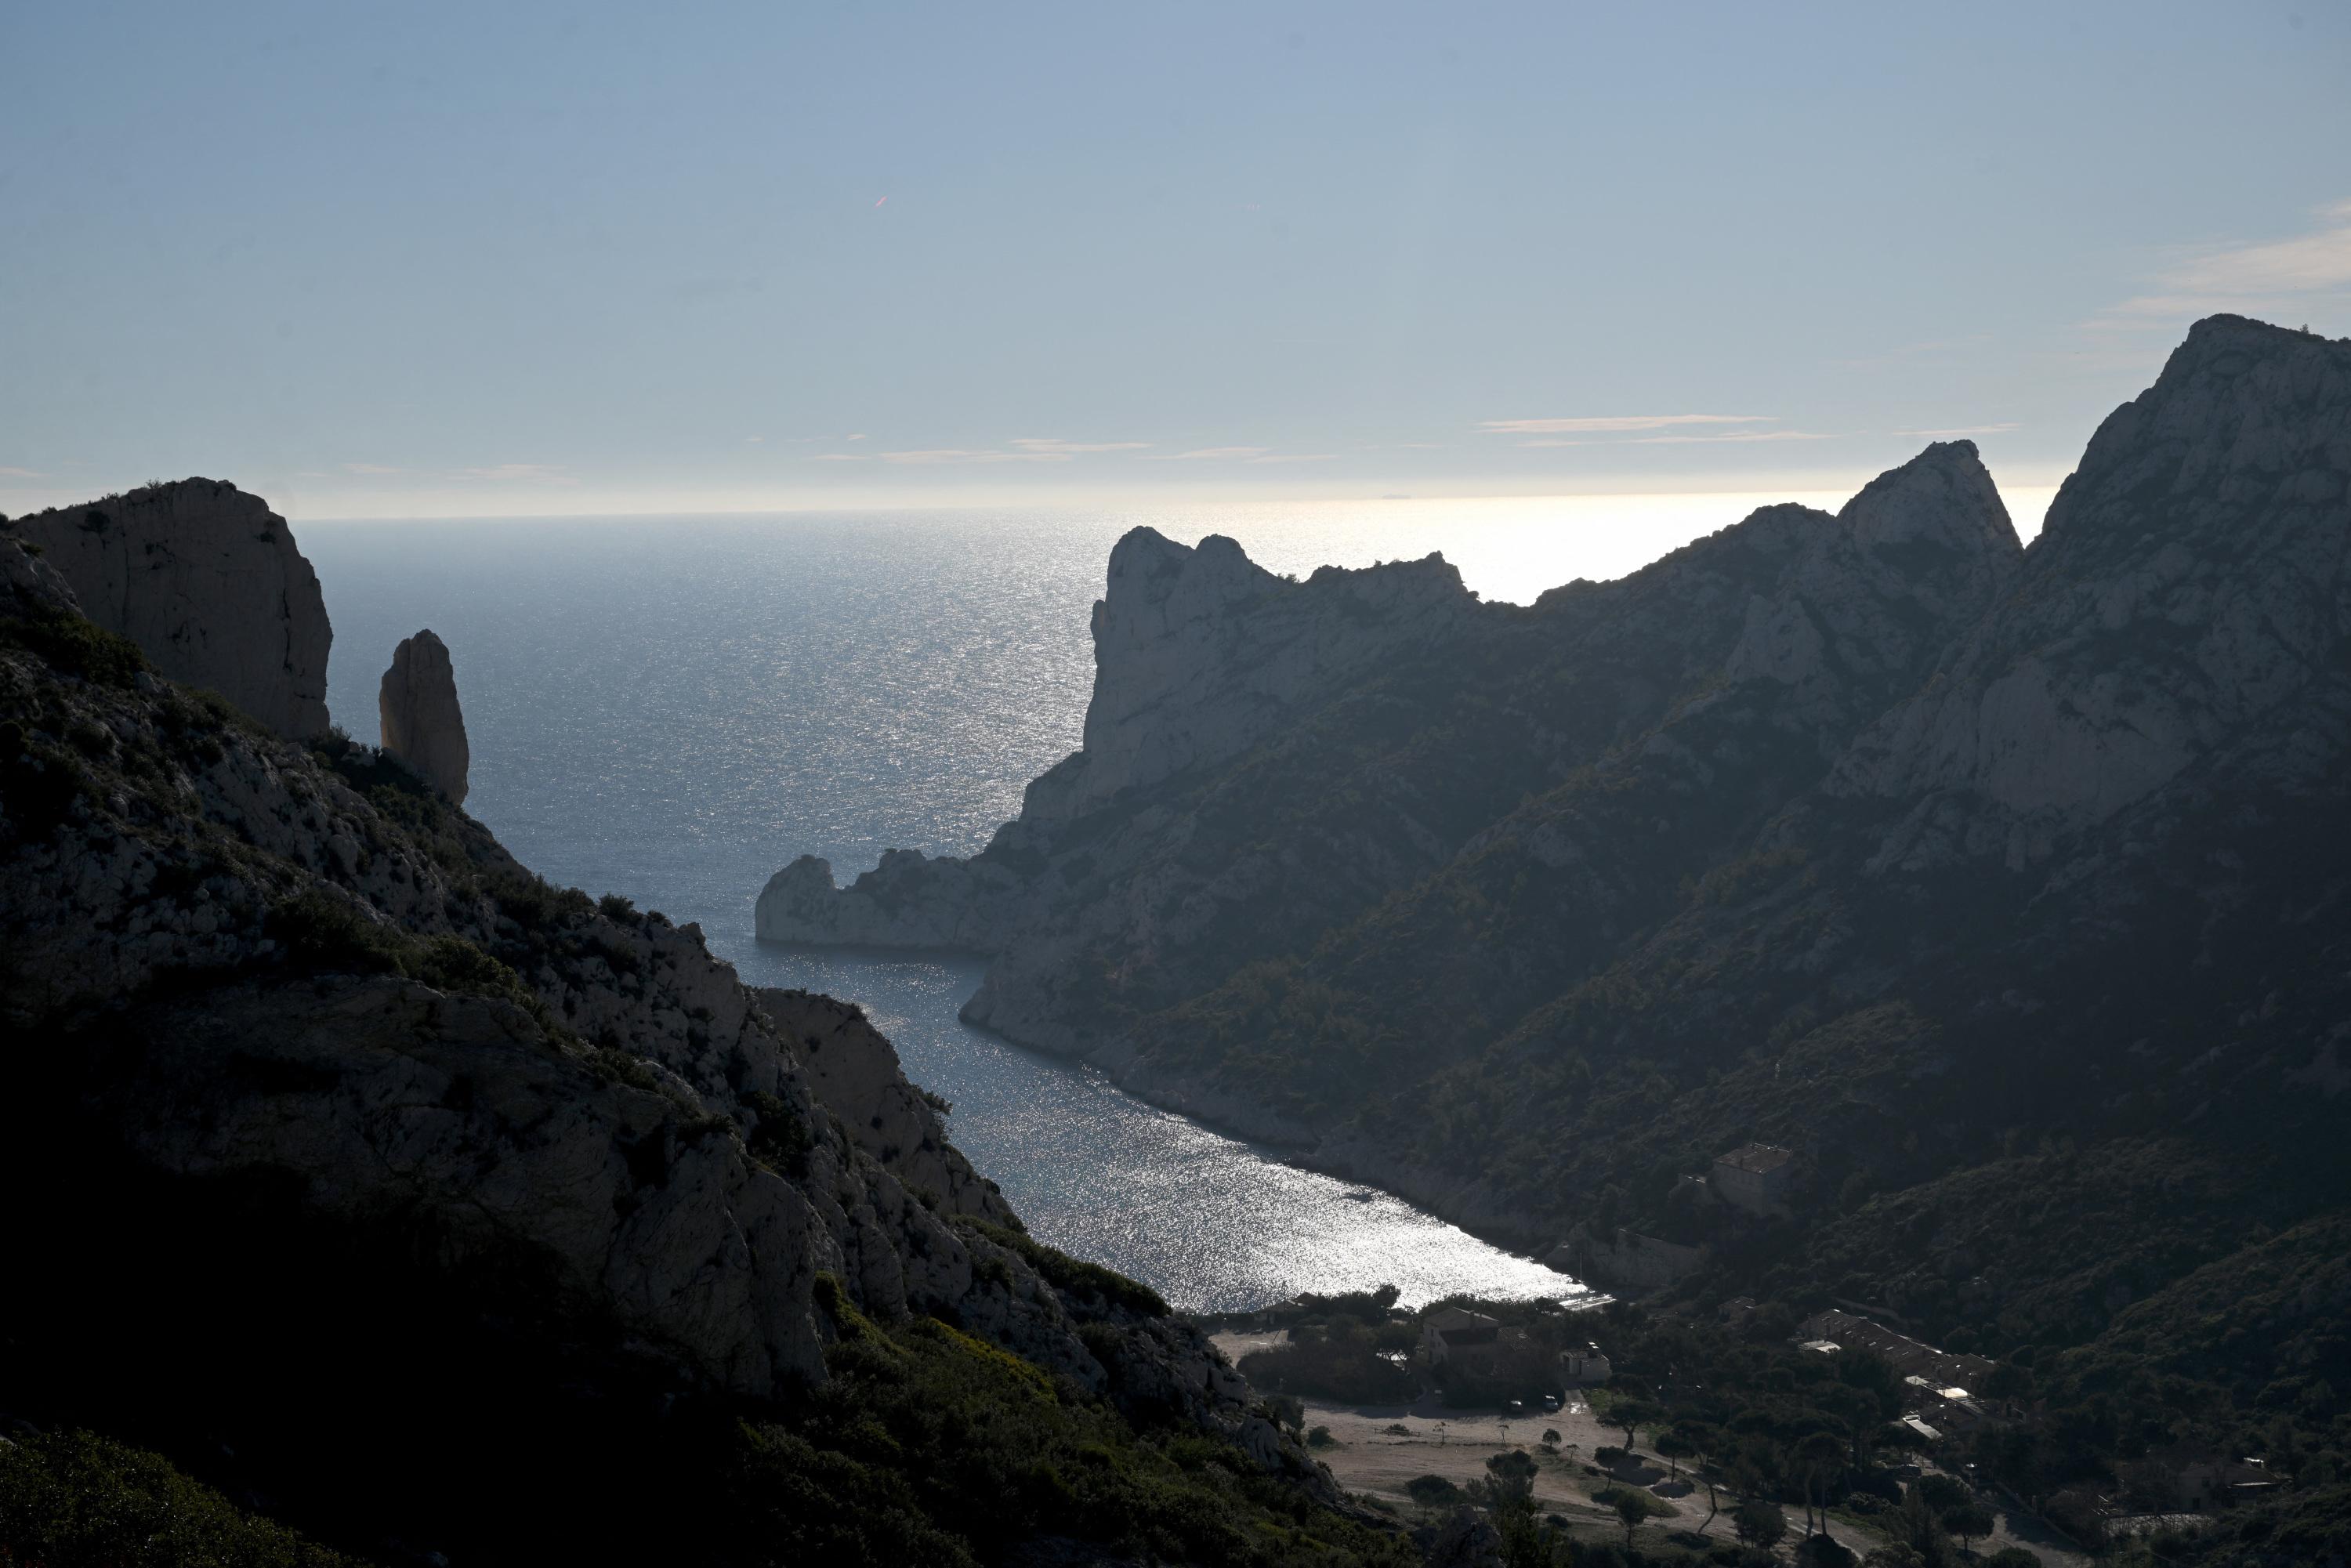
left=1037, top=530, right=1474, bottom=820
left=0, top=528, right=1284, bottom=1479
left=379, top=627, right=471, bottom=804
left=750, top=318, right=2351, bottom=1325
left=754, top=984, right=1016, bottom=1224
left=1833, top=316, right=2351, bottom=870
left=755, top=539, right=1480, bottom=954
left=759, top=440, right=2023, bottom=1070
left=9, top=479, right=331, bottom=737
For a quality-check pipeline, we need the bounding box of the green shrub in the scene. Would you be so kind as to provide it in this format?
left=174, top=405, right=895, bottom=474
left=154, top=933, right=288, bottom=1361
left=743, top=1090, right=813, bottom=1176
left=720, top=1287, right=1407, bottom=1566
left=1405, top=1473, right=1463, bottom=1505
left=955, top=1217, right=1169, bottom=1318
left=0, top=722, right=93, bottom=837
left=0, top=1428, right=357, bottom=1566
left=1238, top=1320, right=1416, bottom=1404
left=0, top=607, right=149, bottom=688
left=266, top=888, right=410, bottom=976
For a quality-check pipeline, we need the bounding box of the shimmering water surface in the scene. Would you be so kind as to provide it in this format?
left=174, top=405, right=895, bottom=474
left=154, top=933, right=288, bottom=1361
left=302, top=501, right=1751, bottom=1309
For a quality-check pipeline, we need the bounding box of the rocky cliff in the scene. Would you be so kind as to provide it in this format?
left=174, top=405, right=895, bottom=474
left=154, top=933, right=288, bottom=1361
left=759, top=317, right=2351, bottom=1357
left=7, top=478, right=331, bottom=737
left=1834, top=313, right=2351, bottom=869
left=761, top=437, right=2023, bottom=1070
left=0, top=526, right=1384, bottom=1565
left=755, top=539, right=1484, bottom=956
left=379, top=627, right=471, bottom=803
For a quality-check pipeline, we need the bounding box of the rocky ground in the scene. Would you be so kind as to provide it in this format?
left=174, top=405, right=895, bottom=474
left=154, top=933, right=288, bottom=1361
left=0, top=517, right=1389, bottom=1566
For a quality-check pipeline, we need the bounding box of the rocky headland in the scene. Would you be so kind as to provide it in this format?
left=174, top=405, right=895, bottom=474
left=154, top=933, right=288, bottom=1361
left=759, top=316, right=2351, bottom=1373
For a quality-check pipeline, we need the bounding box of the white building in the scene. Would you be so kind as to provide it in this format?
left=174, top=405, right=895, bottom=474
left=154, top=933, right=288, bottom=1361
left=1560, top=1342, right=1612, bottom=1385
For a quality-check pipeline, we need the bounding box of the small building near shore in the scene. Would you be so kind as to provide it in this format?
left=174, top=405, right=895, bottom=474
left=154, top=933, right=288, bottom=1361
left=1560, top=1342, right=1612, bottom=1385
left=1421, top=1307, right=1502, bottom=1371
left=1796, top=1309, right=1996, bottom=1395
left=1419, top=1307, right=1556, bottom=1386
left=1712, top=1143, right=1796, bottom=1216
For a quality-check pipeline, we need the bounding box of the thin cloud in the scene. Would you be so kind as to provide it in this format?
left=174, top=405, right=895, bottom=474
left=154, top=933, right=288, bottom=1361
left=1148, top=446, right=1272, bottom=461
left=461, top=463, right=574, bottom=483
left=1248, top=452, right=1335, bottom=464
left=875, top=448, right=1067, bottom=465
left=744, top=436, right=767, bottom=445
left=1831, top=335, right=1989, bottom=371
left=342, top=462, right=402, bottom=475
left=1480, top=414, right=1770, bottom=435
left=1009, top=437, right=1153, bottom=455
left=0, top=465, right=44, bottom=478
left=811, top=453, right=868, bottom=462
left=1893, top=422, right=2020, bottom=438
left=1520, top=429, right=1840, bottom=447
left=2096, top=199, right=2351, bottom=328
left=845, top=433, right=869, bottom=441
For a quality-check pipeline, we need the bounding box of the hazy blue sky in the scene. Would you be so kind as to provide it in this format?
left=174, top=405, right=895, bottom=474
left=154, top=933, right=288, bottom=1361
left=4, top=2, right=2347, bottom=518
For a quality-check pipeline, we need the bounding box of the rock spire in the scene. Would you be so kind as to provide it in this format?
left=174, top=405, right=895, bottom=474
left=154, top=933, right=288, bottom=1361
left=379, top=628, right=471, bottom=804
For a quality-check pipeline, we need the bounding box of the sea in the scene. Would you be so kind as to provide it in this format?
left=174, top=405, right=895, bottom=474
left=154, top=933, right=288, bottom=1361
left=301, top=487, right=2031, bottom=1313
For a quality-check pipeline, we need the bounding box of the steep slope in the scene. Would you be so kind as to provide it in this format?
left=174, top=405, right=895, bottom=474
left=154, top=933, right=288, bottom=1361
left=761, top=442, right=2018, bottom=1085
left=1139, top=319, right=2351, bottom=1342
left=0, top=526, right=1398, bottom=1566
left=759, top=317, right=2351, bottom=1372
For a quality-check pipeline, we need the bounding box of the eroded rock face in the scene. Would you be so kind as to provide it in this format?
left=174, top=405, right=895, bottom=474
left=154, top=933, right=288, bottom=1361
left=379, top=628, right=470, bottom=804
left=756, top=442, right=2024, bottom=1071
left=756, top=537, right=1478, bottom=952
left=1833, top=316, right=2351, bottom=869
left=0, top=592, right=1289, bottom=1469
left=742, top=320, right=2351, bottom=1306
left=754, top=985, right=1016, bottom=1224
left=9, top=479, right=330, bottom=737
left=1045, top=530, right=1475, bottom=820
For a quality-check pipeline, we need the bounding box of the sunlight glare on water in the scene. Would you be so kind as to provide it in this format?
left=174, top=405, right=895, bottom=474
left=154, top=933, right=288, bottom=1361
left=757, top=951, right=1579, bottom=1312
left=301, top=487, right=2009, bottom=1309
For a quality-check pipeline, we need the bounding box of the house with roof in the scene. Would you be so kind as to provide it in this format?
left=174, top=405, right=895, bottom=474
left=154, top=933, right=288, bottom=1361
left=1712, top=1143, right=1797, bottom=1216
left=1418, top=1307, right=1557, bottom=1388
left=1420, top=1307, right=1502, bottom=1372
left=1796, top=1309, right=1998, bottom=1395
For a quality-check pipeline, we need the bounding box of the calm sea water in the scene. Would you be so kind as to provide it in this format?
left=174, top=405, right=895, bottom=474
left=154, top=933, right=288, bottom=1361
left=302, top=497, right=1834, bottom=1310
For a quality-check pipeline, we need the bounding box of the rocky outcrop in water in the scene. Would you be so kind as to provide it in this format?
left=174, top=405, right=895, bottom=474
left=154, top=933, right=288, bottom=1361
left=6, top=479, right=331, bottom=737
left=379, top=627, right=471, bottom=804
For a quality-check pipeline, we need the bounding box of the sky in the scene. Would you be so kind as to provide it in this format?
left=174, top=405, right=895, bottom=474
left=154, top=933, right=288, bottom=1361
left=3, top=1, right=2349, bottom=521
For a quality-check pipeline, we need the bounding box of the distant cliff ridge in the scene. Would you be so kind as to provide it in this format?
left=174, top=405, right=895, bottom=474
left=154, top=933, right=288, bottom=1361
left=759, top=433, right=2028, bottom=1066
left=8, top=478, right=331, bottom=737
left=757, top=537, right=1491, bottom=956
left=759, top=317, right=2351, bottom=1361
